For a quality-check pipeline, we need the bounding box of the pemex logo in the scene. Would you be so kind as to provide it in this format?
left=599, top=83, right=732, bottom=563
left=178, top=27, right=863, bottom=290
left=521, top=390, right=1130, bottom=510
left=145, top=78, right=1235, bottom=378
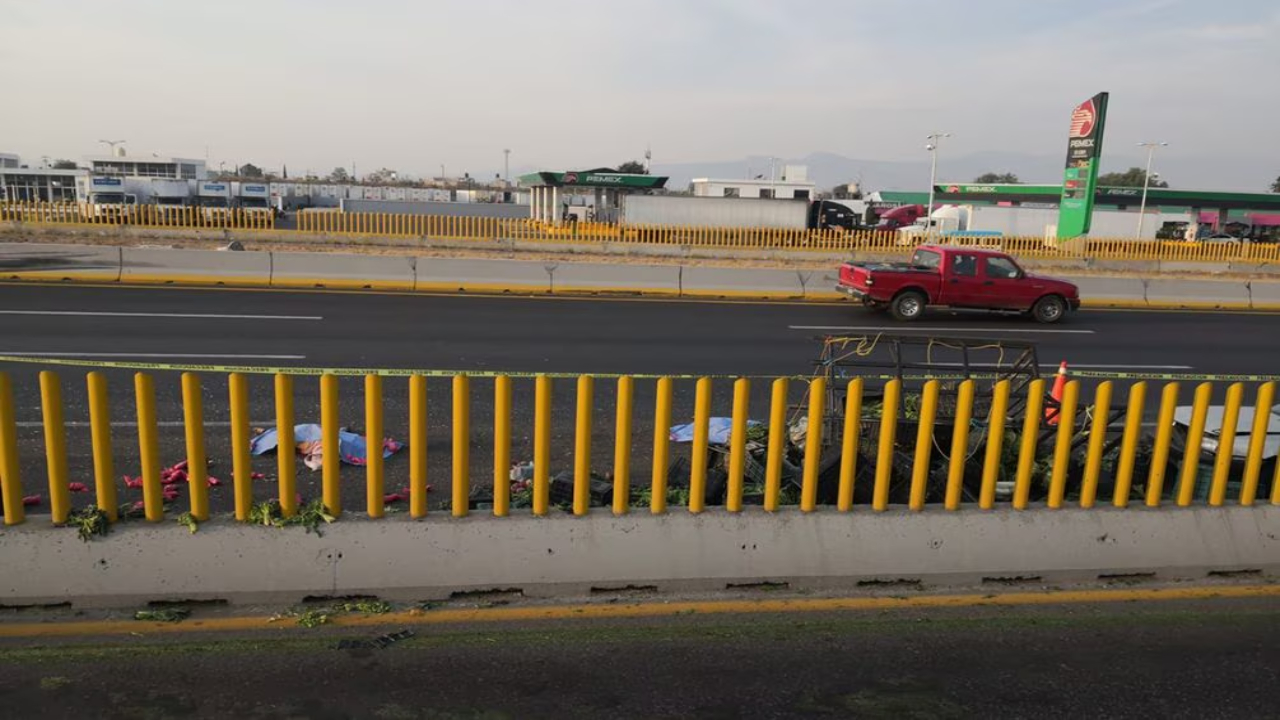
left=1069, top=99, right=1097, bottom=139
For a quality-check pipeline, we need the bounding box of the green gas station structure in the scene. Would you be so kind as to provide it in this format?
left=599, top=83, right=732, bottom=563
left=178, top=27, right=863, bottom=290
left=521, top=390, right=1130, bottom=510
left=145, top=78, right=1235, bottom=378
left=518, top=169, right=668, bottom=223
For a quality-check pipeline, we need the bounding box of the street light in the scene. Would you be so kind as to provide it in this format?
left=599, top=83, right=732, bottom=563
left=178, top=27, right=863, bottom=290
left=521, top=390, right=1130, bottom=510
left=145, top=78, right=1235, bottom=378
left=925, top=132, right=951, bottom=234
left=1135, top=141, right=1168, bottom=239
left=503, top=149, right=511, bottom=184
left=98, top=139, right=126, bottom=156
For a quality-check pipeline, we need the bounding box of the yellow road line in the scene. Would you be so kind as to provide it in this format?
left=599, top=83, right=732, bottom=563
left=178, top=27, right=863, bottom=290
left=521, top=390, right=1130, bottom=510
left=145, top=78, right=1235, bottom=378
left=2, top=584, right=1276, bottom=639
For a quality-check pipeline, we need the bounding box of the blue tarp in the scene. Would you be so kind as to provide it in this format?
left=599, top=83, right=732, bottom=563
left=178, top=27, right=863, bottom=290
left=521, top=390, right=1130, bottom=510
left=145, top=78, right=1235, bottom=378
left=669, top=418, right=760, bottom=445
left=250, top=424, right=404, bottom=470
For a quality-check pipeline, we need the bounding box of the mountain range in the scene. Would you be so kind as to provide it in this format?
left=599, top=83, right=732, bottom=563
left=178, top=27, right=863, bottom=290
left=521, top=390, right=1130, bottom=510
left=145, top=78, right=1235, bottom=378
left=649, top=151, right=1277, bottom=195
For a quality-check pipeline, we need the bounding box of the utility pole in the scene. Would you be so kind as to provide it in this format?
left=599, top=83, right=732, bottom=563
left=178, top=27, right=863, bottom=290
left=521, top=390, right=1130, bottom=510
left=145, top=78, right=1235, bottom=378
left=1135, top=141, right=1168, bottom=239
left=925, top=132, right=951, bottom=234
left=503, top=149, right=511, bottom=183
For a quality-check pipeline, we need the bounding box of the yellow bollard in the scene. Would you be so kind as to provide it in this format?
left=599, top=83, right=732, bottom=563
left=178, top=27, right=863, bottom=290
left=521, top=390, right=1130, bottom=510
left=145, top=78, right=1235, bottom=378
left=321, top=374, right=341, bottom=516
left=534, top=375, right=552, bottom=516
left=574, top=375, right=594, bottom=516
left=229, top=373, right=253, bottom=522
left=408, top=375, right=428, bottom=518
left=726, top=378, right=750, bottom=513
left=945, top=380, right=975, bottom=511
left=1012, top=379, right=1045, bottom=510
left=908, top=380, right=940, bottom=511
left=873, top=379, right=902, bottom=512
left=87, top=372, right=118, bottom=521
left=135, top=373, right=164, bottom=522
left=365, top=374, right=385, bottom=518
left=1240, top=382, right=1275, bottom=506
left=1145, top=382, right=1180, bottom=507
left=979, top=380, right=1011, bottom=509
left=764, top=378, right=789, bottom=512
left=837, top=379, right=863, bottom=513
left=181, top=373, right=209, bottom=521
left=1175, top=382, right=1213, bottom=507
left=651, top=377, right=673, bottom=514
left=690, top=377, right=712, bottom=513
left=452, top=375, right=470, bottom=518
left=39, top=372, right=71, bottom=525
left=1208, top=383, right=1244, bottom=507
left=1047, top=380, right=1080, bottom=509
left=0, top=373, right=21, bottom=526
left=801, top=377, right=827, bottom=512
left=494, top=375, right=512, bottom=518
left=613, top=377, right=634, bottom=515
left=1114, top=382, right=1147, bottom=507
left=1079, top=381, right=1113, bottom=509
left=274, top=374, right=296, bottom=518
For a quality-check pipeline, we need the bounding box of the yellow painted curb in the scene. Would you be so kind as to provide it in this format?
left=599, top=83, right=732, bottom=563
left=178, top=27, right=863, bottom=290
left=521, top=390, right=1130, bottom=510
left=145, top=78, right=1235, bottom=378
left=1, top=584, right=1276, bottom=639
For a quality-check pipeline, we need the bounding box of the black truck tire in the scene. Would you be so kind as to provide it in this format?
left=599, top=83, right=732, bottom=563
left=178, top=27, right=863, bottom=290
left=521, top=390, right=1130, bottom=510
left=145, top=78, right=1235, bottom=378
left=890, top=291, right=926, bottom=321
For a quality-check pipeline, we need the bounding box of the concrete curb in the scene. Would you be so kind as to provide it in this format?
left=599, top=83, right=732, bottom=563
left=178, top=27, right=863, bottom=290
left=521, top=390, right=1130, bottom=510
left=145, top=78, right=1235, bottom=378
left=1, top=506, right=1276, bottom=609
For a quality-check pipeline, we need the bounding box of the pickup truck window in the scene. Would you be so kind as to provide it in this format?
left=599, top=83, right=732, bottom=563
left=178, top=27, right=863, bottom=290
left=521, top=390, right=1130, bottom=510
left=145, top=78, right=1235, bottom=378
left=985, top=256, right=1021, bottom=279
left=911, top=249, right=942, bottom=270
left=952, top=254, right=978, bottom=277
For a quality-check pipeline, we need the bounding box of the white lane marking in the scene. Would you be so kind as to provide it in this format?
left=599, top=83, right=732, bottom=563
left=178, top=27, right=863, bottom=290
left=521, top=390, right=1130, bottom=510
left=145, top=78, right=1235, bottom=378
left=0, top=352, right=306, bottom=359
left=927, top=362, right=1193, bottom=370
left=789, top=325, right=1095, bottom=335
left=0, top=310, right=322, bottom=320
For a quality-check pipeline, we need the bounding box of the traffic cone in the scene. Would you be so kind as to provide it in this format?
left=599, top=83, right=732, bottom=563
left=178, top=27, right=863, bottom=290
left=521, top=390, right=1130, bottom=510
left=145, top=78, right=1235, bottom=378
left=1045, top=362, right=1068, bottom=426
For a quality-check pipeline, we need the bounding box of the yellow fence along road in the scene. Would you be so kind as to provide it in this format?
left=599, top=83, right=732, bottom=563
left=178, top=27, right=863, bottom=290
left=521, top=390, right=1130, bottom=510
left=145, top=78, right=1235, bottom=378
left=6, top=201, right=1280, bottom=264
left=2, top=367, right=1278, bottom=528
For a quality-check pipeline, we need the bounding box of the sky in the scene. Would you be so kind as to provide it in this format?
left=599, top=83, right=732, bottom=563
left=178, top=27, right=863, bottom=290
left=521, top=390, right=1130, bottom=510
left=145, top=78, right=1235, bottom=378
left=2, top=0, right=1278, bottom=187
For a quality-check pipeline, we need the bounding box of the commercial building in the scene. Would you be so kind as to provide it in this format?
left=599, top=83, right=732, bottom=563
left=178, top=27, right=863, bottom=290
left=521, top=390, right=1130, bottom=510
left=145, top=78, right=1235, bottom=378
left=0, top=154, right=86, bottom=202
left=691, top=165, right=815, bottom=200
left=87, top=154, right=206, bottom=180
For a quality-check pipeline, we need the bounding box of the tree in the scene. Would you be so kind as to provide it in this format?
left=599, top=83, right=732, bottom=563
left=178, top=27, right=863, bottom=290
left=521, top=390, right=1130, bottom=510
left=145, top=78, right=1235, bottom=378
left=1097, top=167, right=1168, bottom=188
left=973, top=172, right=1020, bottom=184
left=328, top=167, right=351, bottom=183
left=237, top=163, right=264, bottom=178
left=616, top=160, right=648, bottom=175
left=51, top=159, right=78, bottom=170
left=1270, top=176, right=1280, bottom=193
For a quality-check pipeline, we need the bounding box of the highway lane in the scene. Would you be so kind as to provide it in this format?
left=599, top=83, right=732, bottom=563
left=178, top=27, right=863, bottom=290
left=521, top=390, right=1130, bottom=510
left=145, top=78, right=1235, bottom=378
left=1, top=283, right=1278, bottom=516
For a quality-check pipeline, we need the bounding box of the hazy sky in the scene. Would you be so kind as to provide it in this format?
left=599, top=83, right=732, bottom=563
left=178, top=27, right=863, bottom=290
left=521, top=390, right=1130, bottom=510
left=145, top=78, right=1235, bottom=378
left=3, top=0, right=1277, bottom=180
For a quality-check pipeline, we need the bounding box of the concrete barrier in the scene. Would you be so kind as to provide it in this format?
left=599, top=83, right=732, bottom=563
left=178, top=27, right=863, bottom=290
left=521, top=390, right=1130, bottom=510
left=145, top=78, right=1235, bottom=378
left=1072, top=277, right=1152, bottom=306
left=0, top=242, right=122, bottom=282
left=546, top=261, right=682, bottom=295
left=271, top=251, right=415, bottom=291
left=1, top=506, right=1275, bottom=608
left=678, top=266, right=809, bottom=299
left=121, top=247, right=273, bottom=286
left=415, top=257, right=556, bottom=294
left=1144, top=278, right=1252, bottom=308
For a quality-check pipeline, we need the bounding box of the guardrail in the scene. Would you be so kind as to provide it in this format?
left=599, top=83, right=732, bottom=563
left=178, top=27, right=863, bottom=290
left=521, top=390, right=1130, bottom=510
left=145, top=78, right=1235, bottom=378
left=8, top=201, right=1280, bottom=264
left=2, top=367, right=1277, bottom=529
left=0, top=201, right=275, bottom=231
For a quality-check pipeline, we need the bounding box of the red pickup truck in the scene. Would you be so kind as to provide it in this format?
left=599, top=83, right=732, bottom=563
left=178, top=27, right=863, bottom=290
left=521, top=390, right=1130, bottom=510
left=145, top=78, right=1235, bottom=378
left=837, top=245, right=1082, bottom=323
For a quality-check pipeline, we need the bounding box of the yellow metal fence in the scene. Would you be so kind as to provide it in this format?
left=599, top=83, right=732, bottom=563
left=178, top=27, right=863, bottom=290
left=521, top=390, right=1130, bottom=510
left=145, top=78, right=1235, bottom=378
left=1, top=369, right=1277, bottom=528
left=0, top=201, right=275, bottom=231
left=6, top=201, right=1280, bottom=263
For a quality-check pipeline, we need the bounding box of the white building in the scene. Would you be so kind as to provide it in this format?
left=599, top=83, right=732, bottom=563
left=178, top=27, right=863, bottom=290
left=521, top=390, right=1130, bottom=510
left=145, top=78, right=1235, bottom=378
left=88, top=153, right=206, bottom=181
left=0, top=153, right=19, bottom=169
left=691, top=164, right=816, bottom=200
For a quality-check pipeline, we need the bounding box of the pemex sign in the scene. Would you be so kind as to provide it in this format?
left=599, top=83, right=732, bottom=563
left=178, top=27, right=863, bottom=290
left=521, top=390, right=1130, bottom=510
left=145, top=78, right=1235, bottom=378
left=1056, top=92, right=1109, bottom=239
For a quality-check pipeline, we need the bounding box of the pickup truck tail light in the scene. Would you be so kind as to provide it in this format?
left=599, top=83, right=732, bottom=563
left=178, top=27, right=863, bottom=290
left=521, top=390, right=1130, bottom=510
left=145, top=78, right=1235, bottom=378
left=865, top=278, right=874, bottom=286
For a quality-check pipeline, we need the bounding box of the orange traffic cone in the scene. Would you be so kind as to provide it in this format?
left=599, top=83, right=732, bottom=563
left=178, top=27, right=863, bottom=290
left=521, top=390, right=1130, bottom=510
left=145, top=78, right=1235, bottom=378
left=1045, top=362, right=1068, bottom=426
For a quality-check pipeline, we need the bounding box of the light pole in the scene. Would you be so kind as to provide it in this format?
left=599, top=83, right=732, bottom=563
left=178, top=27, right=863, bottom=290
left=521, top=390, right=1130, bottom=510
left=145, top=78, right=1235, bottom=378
left=98, top=139, right=126, bottom=156
left=925, top=133, right=950, bottom=234
left=1135, top=141, right=1167, bottom=239
left=503, top=149, right=511, bottom=183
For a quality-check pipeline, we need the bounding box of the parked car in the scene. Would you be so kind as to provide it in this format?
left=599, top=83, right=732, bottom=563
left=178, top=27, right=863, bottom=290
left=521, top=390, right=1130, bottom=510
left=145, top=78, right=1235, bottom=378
left=836, top=245, right=1082, bottom=323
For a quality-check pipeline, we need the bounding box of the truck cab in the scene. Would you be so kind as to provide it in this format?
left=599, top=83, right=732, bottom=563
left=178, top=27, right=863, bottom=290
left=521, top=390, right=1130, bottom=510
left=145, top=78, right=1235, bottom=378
left=837, top=245, right=1082, bottom=323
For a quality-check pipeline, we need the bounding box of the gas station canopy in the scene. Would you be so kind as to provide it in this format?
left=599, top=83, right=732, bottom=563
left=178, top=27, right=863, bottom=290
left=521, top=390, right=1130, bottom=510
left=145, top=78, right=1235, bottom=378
left=518, top=169, right=668, bottom=190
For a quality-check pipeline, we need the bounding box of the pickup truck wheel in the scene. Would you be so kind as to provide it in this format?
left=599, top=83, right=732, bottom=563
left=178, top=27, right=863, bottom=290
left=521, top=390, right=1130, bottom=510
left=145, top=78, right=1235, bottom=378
left=890, top=291, right=926, bottom=321
left=1031, top=295, right=1066, bottom=324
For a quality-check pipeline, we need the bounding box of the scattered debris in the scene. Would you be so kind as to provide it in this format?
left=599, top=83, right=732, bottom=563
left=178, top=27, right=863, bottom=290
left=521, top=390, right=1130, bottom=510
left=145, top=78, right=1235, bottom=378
left=669, top=417, right=761, bottom=444
left=250, top=424, right=405, bottom=471
left=134, top=608, right=190, bottom=623
left=336, top=630, right=415, bottom=651
left=247, top=498, right=336, bottom=536
left=22, top=495, right=41, bottom=507
left=67, top=483, right=89, bottom=493
left=176, top=512, right=199, bottom=535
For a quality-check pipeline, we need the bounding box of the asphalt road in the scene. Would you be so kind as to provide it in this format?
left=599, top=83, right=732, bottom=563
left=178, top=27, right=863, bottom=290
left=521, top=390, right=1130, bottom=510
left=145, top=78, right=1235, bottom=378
left=1, top=283, right=1277, bottom=516
left=1, top=595, right=1277, bottom=719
